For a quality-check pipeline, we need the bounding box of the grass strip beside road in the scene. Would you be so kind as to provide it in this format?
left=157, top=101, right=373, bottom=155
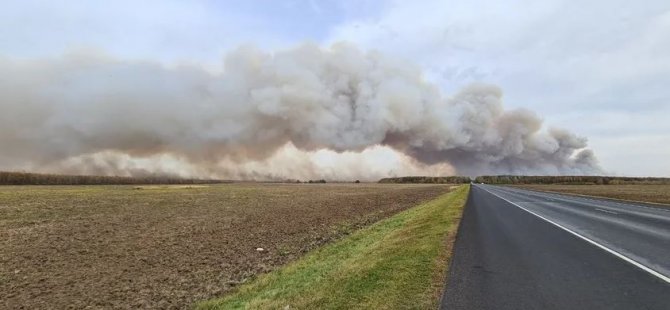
left=197, top=185, right=469, bottom=309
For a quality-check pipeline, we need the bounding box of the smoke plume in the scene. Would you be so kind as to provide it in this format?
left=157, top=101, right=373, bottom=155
left=0, top=43, right=600, bottom=180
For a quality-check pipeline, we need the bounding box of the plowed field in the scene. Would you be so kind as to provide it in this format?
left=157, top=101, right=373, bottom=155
left=0, top=183, right=450, bottom=309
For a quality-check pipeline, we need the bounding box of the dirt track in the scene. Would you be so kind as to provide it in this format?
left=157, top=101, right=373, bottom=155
left=0, top=183, right=449, bottom=309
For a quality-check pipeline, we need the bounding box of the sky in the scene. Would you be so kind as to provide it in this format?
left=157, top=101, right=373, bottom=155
left=2, top=0, right=669, bottom=177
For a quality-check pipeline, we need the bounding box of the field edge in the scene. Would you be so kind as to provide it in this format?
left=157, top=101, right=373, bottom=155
left=511, top=184, right=670, bottom=207
left=196, top=184, right=469, bottom=309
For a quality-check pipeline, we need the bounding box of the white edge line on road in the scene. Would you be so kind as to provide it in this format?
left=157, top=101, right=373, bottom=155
left=477, top=185, right=670, bottom=284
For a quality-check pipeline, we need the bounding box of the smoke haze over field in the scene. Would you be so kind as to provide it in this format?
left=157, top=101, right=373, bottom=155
left=0, top=43, right=600, bottom=180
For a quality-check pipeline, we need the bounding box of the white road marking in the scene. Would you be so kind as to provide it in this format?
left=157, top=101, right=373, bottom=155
left=478, top=185, right=670, bottom=284
left=595, top=208, right=619, bottom=215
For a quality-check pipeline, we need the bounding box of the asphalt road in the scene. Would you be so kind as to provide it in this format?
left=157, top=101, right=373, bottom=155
left=440, top=184, right=670, bottom=310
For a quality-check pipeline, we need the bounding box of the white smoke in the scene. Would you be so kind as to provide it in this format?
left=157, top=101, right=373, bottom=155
left=0, top=42, right=601, bottom=180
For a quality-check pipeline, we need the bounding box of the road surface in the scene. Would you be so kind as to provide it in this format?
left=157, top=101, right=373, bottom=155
left=441, top=184, right=670, bottom=310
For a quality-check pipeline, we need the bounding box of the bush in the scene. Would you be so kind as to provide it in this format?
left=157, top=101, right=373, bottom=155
left=307, top=179, right=327, bottom=184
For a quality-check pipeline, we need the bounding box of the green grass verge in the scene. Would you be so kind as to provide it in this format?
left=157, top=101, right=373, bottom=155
left=197, top=185, right=469, bottom=310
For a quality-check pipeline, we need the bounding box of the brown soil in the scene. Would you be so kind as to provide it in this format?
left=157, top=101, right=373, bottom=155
left=513, top=184, right=670, bottom=205
left=0, top=183, right=450, bottom=309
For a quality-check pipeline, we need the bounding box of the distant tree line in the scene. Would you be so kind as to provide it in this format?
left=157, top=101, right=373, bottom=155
left=5, top=171, right=667, bottom=186
left=474, top=175, right=670, bottom=185
left=0, top=171, right=227, bottom=185
left=378, top=176, right=472, bottom=184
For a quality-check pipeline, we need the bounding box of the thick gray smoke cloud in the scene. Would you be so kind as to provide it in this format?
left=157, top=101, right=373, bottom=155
left=0, top=43, right=600, bottom=179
